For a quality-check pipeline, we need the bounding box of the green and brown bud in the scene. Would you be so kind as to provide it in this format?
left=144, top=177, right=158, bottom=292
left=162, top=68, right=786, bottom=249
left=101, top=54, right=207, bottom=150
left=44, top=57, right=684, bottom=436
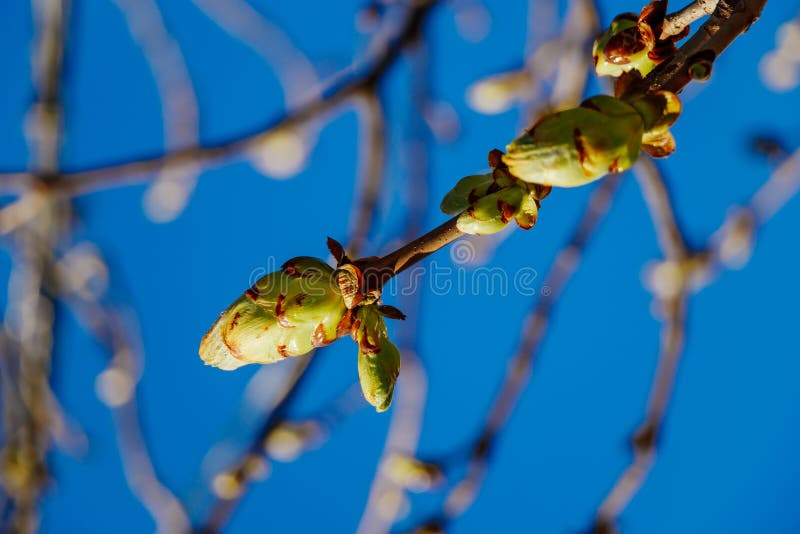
left=353, top=305, right=401, bottom=412
left=502, top=93, right=681, bottom=187
left=593, top=1, right=688, bottom=79
left=503, top=95, right=644, bottom=187
left=199, top=257, right=346, bottom=371
left=440, top=150, right=546, bottom=235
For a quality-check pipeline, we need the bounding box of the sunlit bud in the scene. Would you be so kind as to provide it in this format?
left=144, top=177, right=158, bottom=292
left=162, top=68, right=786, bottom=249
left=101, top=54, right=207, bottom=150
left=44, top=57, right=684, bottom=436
left=353, top=306, right=401, bottom=412
left=593, top=1, right=685, bottom=79
left=250, top=127, right=309, bottom=179
left=593, top=13, right=656, bottom=78
left=503, top=95, right=644, bottom=187
left=440, top=174, right=494, bottom=216
left=627, top=91, right=682, bottom=158
left=381, top=453, right=444, bottom=492
left=199, top=257, right=346, bottom=370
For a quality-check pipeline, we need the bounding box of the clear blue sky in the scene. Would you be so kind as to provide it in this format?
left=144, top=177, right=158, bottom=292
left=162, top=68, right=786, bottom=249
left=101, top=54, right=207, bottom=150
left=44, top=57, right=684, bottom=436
left=1, top=0, right=799, bottom=533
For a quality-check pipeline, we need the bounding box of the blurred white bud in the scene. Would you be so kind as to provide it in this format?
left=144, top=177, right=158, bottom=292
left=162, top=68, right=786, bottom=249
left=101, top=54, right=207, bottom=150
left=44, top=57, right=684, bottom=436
left=95, top=367, right=135, bottom=407
left=263, top=421, right=322, bottom=462
left=777, top=21, right=800, bottom=62
left=466, top=71, right=527, bottom=114
left=759, top=52, right=799, bottom=92
left=643, top=260, right=685, bottom=300
left=211, top=472, right=242, bottom=500
left=717, top=209, right=755, bottom=269
left=454, top=2, right=491, bottom=43
left=250, top=127, right=309, bottom=179
left=424, top=101, right=461, bottom=143
left=58, top=242, right=109, bottom=299
left=144, top=167, right=197, bottom=223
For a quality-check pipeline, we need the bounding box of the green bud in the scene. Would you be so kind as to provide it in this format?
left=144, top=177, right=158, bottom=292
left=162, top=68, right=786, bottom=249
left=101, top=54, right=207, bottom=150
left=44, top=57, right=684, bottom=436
left=440, top=174, right=494, bottom=215
left=503, top=96, right=644, bottom=188
left=592, top=14, right=657, bottom=78
left=199, top=256, right=346, bottom=370
left=354, top=306, right=401, bottom=412
left=456, top=185, right=523, bottom=235
left=626, top=91, right=682, bottom=158
left=515, top=190, right=540, bottom=230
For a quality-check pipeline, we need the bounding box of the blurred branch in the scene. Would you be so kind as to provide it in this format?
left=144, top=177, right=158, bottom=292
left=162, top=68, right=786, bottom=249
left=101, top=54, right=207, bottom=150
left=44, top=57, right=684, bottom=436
left=634, top=157, right=690, bottom=261
left=357, top=36, right=432, bottom=534
left=594, top=293, right=688, bottom=533
left=0, top=0, right=439, bottom=196
left=56, top=246, right=191, bottom=533
left=112, top=0, right=201, bottom=222
left=348, top=90, right=387, bottom=256
left=594, top=145, right=800, bottom=531
left=594, top=161, right=689, bottom=531
left=189, top=5, right=439, bottom=531
left=0, top=1, right=69, bottom=532
left=191, top=0, right=319, bottom=105
left=408, top=175, right=622, bottom=532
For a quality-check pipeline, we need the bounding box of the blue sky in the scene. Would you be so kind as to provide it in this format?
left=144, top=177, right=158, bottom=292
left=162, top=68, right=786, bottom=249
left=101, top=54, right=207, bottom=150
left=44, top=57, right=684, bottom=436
left=1, top=0, right=800, bottom=532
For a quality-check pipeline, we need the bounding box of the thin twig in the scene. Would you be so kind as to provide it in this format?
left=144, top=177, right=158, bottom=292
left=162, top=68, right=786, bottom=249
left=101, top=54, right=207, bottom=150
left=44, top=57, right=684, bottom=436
left=357, top=36, right=432, bottom=534
left=112, top=0, right=201, bottom=222
left=662, top=0, right=720, bottom=39
left=190, top=6, right=439, bottom=531
left=0, top=1, right=69, bottom=531
left=59, top=273, right=192, bottom=533
left=594, top=161, right=690, bottom=530
left=594, top=144, right=800, bottom=531
left=594, top=293, right=688, bottom=532
left=0, top=0, right=438, bottom=196
left=408, top=175, right=622, bottom=532
left=348, top=90, right=388, bottom=256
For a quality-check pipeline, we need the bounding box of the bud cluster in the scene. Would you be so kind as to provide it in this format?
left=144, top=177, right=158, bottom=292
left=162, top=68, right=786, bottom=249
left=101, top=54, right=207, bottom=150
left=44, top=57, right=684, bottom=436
left=440, top=149, right=551, bottom=235
left=199, top=239, right=407, bottom=412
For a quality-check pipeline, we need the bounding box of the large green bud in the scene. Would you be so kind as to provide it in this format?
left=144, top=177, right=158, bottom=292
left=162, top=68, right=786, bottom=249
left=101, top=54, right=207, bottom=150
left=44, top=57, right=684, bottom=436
left=503, top=93, right=680, bottom=188
left=199, top=257, right=346, bottom=371
left=353, top=305, right=401, bottom=412
left=503, top=95, right=643, bottom=188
